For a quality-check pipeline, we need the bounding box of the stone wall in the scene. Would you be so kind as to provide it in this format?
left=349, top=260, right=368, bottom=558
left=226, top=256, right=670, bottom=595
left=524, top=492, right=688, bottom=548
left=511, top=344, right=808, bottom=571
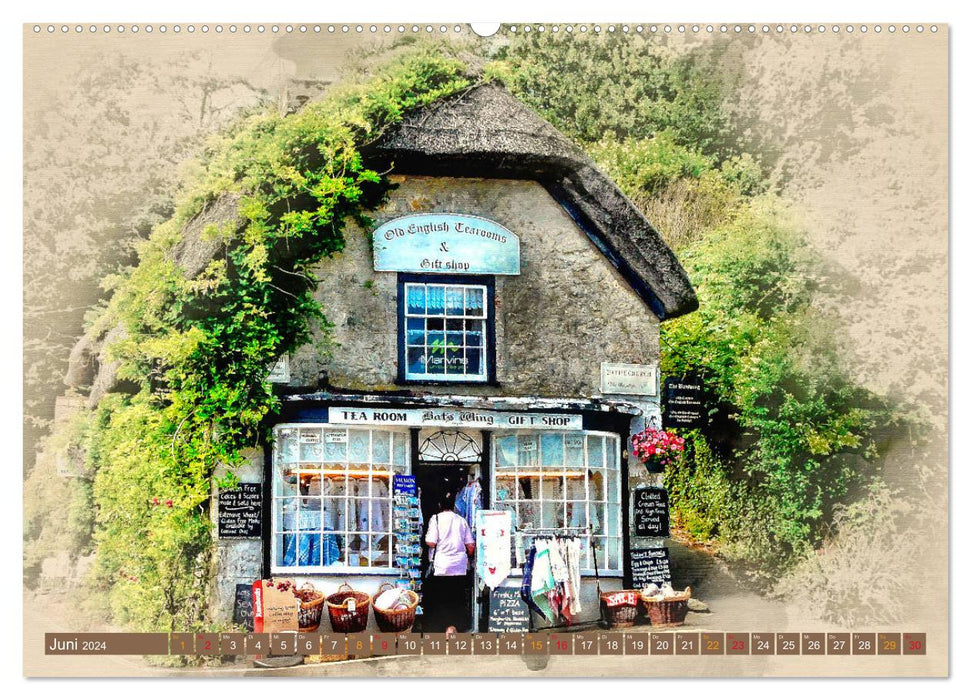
left=286, top=175, right=661, bottom=396
left=210, top=449, right=264, bottom=625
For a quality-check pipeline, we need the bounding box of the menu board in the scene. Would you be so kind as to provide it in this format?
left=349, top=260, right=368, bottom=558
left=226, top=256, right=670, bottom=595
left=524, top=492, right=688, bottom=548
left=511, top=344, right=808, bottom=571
left=233, top=583, right=254, bottom=631
left=630, top=547, right=673, bottom=588
left=488, top=587, right=531, bottom=633
left=662, top=375, right=707, bottom=430
left=217, top=483, right=262, bottom=539
left=632, top=486, right=670, bottom=538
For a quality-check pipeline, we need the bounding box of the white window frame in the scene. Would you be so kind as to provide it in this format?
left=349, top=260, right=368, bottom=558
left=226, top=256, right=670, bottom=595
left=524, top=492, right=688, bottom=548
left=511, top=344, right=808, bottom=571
left=490, top=430, right=624, bottom=577
left=270, top=423, right=411, bottom=576
left=403, top=282, right=489, bottom=382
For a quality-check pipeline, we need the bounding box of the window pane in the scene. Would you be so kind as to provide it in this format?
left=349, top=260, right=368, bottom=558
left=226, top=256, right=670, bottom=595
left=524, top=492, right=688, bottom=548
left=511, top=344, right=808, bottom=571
left=372, top=431, right=390, bottom=464
left=392, top=433, right=407, bottom=466
left=496, top=436, right=518, bottom=468
left=465, top=287, right=484, bottom=316
left=541, top=434, right=563, bottom=466
left=587, top=435, right=604, bottom=468
left=518, top=435, right=539, bottom=465
left=589, top=469, right=606, bottom=501
left=277, top=427, right=298, bottom=463
left=445, top=345, right=464, bottom=374
left=348, top=429, right=370, bottom=463
left=406, top=285, right=425, bottom=314
left=566, top=500, right=587, bottom=529
left=445, top=287, right=464, bottom=316
left=465, top=347, right=483, bottom=376
left=407, top=346, right=427, bottom=375
left=541, top=500, right=565, bottom=529
left=426, top=285, right=445, bottom=315
left=465, top=320, right=483, bottom=346
left=606, top=436, right=619, bottom=470
left=406, top=317, right=425, bottom=345
left=565, top=434, right=584, bottom=467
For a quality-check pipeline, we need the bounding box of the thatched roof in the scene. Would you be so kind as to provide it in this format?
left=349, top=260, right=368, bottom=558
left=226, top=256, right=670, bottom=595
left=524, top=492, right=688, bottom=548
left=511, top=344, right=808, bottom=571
left=366, top=83, right=698, bottom=320
left=64, top=83, right=696, bottom=401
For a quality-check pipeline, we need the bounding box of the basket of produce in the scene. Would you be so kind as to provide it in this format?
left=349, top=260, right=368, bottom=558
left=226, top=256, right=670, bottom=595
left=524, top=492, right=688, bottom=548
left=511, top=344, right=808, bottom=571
left=294, top=582, right=326, bottom=632
left=599, top=589, right=641, bottom=628
left=325, top=583, right=371, bottom=633
left=640, top=584, right=691, bottom=627
left=372, top=582, right=420, bottom=633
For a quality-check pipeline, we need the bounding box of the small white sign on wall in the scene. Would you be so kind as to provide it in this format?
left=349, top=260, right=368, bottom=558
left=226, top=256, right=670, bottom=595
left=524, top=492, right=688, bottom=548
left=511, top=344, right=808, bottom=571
left=267, top=355, right=291, bottom=384
left=600, top=362, right=659, bottom=397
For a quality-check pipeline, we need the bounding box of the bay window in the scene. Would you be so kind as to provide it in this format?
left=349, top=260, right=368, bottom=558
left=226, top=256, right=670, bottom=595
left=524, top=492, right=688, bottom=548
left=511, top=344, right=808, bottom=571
left=491, top=431, right=623, bottom=574
left=271, top=425, right=410, bottom=573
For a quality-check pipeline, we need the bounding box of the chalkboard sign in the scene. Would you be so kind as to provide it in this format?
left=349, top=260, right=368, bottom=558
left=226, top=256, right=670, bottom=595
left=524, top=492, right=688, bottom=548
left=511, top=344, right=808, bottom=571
left=233, top=583, right=254, bottom=631
left=662, top=375, right=707, bottom=430
left=488, top=587, right=531, bottom=632
left=632, top=487, right=670, bottom=538
left=218, top=483, right=262, bottom=539
left=630, top=547, right=672, bottom=588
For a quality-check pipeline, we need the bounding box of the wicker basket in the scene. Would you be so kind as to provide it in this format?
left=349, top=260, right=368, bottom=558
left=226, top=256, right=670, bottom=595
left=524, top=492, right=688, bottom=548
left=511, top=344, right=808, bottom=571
left=326, top=583, right=371, bottom=633
left=295, top=582, right=325, bottom=632
left=599, top=590, right=641, bottom=629
left=372, top=583, right=420, bottom=633
left=640, top=586, right=691, bottom=627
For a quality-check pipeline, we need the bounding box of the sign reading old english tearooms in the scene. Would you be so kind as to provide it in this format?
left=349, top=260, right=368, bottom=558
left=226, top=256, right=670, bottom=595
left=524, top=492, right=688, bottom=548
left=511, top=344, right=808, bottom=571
left=372, top=213, right=521, bottom=275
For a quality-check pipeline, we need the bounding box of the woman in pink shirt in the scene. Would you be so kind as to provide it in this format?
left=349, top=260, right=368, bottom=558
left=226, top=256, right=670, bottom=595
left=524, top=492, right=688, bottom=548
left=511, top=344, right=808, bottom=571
left=423, top=491, right=475, bottom=633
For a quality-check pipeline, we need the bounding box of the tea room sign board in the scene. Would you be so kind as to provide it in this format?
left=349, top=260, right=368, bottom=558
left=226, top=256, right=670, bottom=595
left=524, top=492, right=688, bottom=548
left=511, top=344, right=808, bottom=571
left=329, top=406, right=581, bottom=431
left=372, top=213, right=521, bottom=275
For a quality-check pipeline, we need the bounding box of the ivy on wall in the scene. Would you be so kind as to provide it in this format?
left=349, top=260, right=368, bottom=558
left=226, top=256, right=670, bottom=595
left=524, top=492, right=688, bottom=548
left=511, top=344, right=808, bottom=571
left=70, top=52, right=472, bottom=635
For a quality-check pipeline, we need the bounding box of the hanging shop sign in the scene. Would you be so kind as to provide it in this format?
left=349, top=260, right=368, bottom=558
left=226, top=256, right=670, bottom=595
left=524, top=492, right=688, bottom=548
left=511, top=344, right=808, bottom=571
left=600, top=362, right=658, bottom=396
left=632, top=486, right=670, bottom=538
left=662, top=374, right=707, bottom=430
left=477, top=510, right=513, bottom=588
left=372, top=213, right=521, bottom=275
left=630, top=547, right=673, bottom=588
left=487, top=586, right=532, bottom=633
left=217, top=483, right=263, bottom=539
left=329, top=406, right=582, bottom=431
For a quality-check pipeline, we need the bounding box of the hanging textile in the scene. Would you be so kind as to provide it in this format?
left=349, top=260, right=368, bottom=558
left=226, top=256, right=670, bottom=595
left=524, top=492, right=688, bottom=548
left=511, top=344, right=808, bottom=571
left=455, top=479, right=483, bottom=537
left=564, top=537, right=583, bottom=615
left=549, top=538, right=571, bottom=622
left=476, top=510, right=512, bottom=588
left=519, top=543, right=549, bottom=621
left=530, top=539, right=557, bottom=622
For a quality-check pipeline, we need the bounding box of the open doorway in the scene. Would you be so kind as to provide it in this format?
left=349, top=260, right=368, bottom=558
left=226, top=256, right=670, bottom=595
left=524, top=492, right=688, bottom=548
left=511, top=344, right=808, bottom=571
left=414, top=460, right=477, bottom=632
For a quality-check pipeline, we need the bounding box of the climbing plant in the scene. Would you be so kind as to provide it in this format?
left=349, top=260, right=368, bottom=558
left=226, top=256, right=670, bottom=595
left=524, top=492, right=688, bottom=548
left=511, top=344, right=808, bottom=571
left=75, top=51, right=472, bottom=634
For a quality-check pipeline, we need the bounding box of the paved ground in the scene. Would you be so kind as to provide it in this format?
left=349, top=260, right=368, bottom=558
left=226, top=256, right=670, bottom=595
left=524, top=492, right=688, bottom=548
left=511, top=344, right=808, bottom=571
left=24, top=538, right=940, bottom=677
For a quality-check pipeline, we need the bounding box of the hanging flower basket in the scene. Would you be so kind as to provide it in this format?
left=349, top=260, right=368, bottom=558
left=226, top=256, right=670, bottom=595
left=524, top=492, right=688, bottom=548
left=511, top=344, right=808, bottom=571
left=631, top=427, right=685, bottom=474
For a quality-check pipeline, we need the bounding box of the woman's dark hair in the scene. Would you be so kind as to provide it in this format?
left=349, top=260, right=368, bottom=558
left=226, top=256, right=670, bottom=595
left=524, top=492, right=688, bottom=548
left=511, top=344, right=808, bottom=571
left=439, top=491, right=456, bottom=512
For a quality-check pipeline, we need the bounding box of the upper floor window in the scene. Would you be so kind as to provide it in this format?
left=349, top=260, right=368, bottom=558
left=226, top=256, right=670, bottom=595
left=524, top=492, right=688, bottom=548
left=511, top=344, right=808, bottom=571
left=400, top=279, right=492, bottom=382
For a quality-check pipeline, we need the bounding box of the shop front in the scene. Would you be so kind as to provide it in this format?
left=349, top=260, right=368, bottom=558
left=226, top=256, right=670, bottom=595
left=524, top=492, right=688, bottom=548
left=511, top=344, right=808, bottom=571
left=264, top=398, right=638, bottom=632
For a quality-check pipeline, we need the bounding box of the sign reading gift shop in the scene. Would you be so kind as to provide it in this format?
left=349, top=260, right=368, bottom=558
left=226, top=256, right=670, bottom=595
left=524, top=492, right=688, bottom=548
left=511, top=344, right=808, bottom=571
left=329, top=406, right=582, bottom=430
left=372, top=213, right=521, bottom=275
